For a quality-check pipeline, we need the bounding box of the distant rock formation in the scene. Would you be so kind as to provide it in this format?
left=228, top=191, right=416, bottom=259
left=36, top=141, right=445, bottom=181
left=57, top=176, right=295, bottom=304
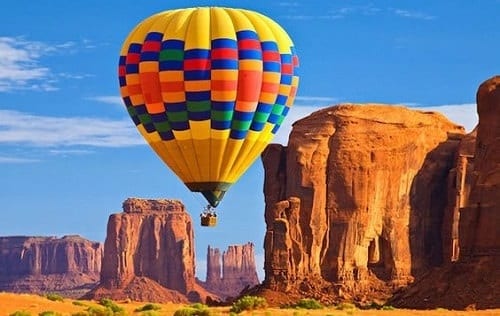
left=261, top=104, right=465, bottom=303
left=85, top=198, right=213, bottom=303
left=202, top=243, right=259, bottom=298
left=0, top=235, right=102, bottom=297
left=390, top=76, right=500, bottom=310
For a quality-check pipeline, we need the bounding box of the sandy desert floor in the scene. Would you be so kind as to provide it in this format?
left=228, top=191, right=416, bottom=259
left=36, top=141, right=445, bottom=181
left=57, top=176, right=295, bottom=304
left=0, top=292, right=499, bottom=316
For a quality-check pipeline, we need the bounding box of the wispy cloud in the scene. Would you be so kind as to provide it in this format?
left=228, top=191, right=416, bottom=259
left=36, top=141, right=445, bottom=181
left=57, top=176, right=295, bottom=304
left=390, top=8, right=436, bottom=20
left=0, top=37, right=91, bottom=92
left=0, top=110, right=143, bottom=148
left=0, top=156, right=40, bottom=164
left=273, top=103, right=477, bottom=145
left=412, top=103, right=477, bottom=131
left=282, top=5, right=435, bottom=21
left=87, top=96, right=124, bottom=106
left=295, top=95, right=338, bottom=104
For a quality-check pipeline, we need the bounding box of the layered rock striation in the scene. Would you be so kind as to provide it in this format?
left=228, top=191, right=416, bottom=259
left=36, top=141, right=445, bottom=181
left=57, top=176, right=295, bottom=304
left=390, top=76, right=500, bottom=309
left=203, top=243, right=259, bottom=298
left=261, top=104, right=465, bottom=302
left=0, top=235, right=102, bottom=297
left=86, top=198, right=203, bottom=303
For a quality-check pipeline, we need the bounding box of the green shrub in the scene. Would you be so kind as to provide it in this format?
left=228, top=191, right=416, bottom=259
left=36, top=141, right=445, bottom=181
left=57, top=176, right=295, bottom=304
left=381, top=305, right=395, bottom=310
left=229, top=295, right=268, bottom=313
left=173, top=307, right=211, bottom=316
left=292, top=298, right=323, bottom=310
left=98, top=298, right=124, bottom=313
left=45, top=293, right=64, bottom=302
left=9, top=311, right=32, bottom=316
left=134, top=303, right=161, bottom=312
left=85, top=306, right=114, bottom=316
left=73, top=301, right=87, bottom=307
left=335, top=302, right=356, bottom=311
left=39, top=312, right=62, bottom=316
left=71, top=312, right=90, bottom=316
left=138, top=311, right=160, bottom=316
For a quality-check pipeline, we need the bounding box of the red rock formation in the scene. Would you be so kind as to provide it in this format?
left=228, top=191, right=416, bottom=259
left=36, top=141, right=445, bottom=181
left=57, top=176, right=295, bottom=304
left=87, top=198, right=201, bottom=302
left=203, top=243, right=259, bottom=299
left=390, top=76, right=500, bottom=310
left=0, top=235, right=102, bottom=297
left=261, top=104, right=465, bottom=302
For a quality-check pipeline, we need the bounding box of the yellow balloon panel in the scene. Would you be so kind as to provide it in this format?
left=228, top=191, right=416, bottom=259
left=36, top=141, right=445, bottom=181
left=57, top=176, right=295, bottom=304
left=119, top=7, right=299, bottom=207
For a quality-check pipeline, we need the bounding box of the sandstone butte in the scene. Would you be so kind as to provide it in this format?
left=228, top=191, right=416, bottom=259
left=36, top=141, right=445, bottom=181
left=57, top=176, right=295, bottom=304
left=389, top=76, right=500, bottom=309
left=0, top=235, right=102, bottom=298
left=259, top=102, right=468, bottom=305
left=201, top=242, right=259, bottom=299
left=83, top=198, right=222, bottom=303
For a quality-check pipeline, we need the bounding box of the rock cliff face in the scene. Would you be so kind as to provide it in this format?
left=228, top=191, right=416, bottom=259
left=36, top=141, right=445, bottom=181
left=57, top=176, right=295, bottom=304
left=0, top=235, right=102, bottom=297
left=203, top=243, right=259, bottom=298
left=261, top=104, right=465, bottom=302
left=86, top=198, right=201, bottom=303
left=390, top=76, right=500, bottom=309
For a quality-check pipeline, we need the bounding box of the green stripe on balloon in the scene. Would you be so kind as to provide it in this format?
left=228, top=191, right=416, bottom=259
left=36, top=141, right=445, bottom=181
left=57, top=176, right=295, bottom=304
left=168, top=111, right=188, bottom=122
left=212, top=110, right=233, bottom=121
left=187, top=100, right=211, bottom=112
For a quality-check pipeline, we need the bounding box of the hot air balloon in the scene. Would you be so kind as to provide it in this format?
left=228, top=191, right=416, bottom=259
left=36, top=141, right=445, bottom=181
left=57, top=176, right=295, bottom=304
left=118, top=7, right=299, bottom=226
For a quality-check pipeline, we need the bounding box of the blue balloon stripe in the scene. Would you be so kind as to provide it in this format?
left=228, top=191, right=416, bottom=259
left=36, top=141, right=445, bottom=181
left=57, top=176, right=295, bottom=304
left=159, top=130, right=175, bottom=140
left=184, top=70, right=210, bottom=80
left=159, top=60, right=183, bottom=71
left=212, top=120, right=232, bottom=130
left=212, top=59, right=238, bottom=70
left=185, top=49, right=211, bottom=59
left=236, top=30, right=259, bottom=40
left=128, top=43, right=142, bottom=53
left=233, top=111, right=254, bottom=121
left=146, top=32, right=163, bottom=41
left=188, top=111, right=211, bottom=121
left=161, top=40, right=184, bottom=50
left=141, top=51, right=159, bottom=61
left=212, top=101, right=235, bottom=111
left=230, top=129, right=248, bottom=139
left=211, top=38, right=238, bottom=49
left=186, top=91, right=211, bottom=101
left=239, top=50, right=262, bottom=60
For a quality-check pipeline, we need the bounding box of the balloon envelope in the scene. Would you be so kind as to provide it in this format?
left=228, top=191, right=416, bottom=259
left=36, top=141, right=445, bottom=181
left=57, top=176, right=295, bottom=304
left=119, top=7, right=299, bottom=207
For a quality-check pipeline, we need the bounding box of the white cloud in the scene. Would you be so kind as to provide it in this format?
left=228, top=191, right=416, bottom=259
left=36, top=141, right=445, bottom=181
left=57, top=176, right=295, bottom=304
left=273, top=103, right=477, bottom=145
left=273, top=105, right=319, bottom=144
left=87, top=96, right=124, bottom=106
left=294, top=95, right=338, bottom=104
left=391, top=8, right=435, bottom=20
left=0, top=37, right=84, bottom=92
left=283, top=6, right=434, bottom=21
left=0, top=110, right=144, bottom=148
left=412, top=103, right=477, bottom=132
left=0, top=156, right=40, bottom=164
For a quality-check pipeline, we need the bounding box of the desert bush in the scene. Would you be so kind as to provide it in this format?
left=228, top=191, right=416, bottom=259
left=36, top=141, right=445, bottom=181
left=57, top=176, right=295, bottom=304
left=173, top=307, right=211, bottom=316
left=45, top=293, right=64, bottom=302
left=9, top=311, right=31, bottom=316
left=98, top=298, right=124, bottom=313
left=335, top=302, right=356, bottom=311
left=229, top=295, right=268, bottom=313
left=73, top=300, right=87, bottom=306
left=134, top=303, right=161, bottom=312
left=85, top=306, right=115, bottom=316
left=137, top=311, right=160, bottom=316
left=39, top=312, right=62, bottom=316
left=71, top=312, right=90, bottom=316
left=381, top=305, right=395, bottom=310
left=292, top=298, right=323, bottom=310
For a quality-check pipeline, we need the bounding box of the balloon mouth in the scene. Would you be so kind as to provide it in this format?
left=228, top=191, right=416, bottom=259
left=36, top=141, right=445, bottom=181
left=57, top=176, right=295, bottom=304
left=186, top=182, right=232, bottom=207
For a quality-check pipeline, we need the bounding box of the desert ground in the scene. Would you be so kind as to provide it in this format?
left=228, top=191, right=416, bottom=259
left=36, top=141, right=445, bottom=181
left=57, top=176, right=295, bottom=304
left=0, top=292, right=498, bottom=316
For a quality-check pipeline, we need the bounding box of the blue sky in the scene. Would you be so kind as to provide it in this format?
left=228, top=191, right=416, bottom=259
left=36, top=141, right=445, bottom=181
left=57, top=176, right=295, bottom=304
left=0, top=0, right=497, bottom=280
